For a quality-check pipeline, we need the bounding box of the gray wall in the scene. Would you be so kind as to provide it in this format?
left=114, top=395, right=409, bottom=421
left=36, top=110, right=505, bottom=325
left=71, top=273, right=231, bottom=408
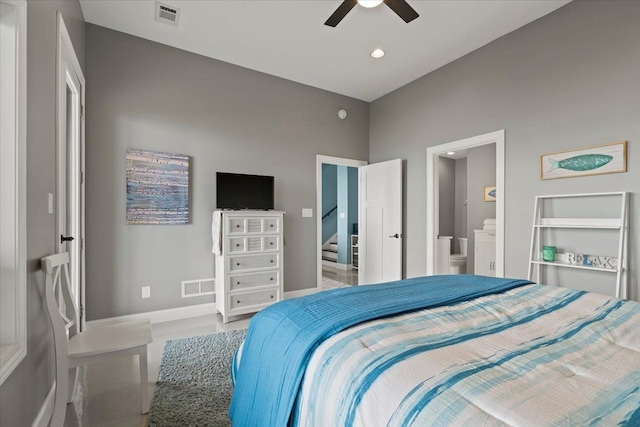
left=369, top=1, right=640, bottom=300
left=466, top=144, right=496, bottom=273
left=438, top=157, right=456, bottom=238
left=454, top=158, right=467, bottom=254
left=0, top=1, right=85, bottom=426
left=322, top=163, right=338, bottom=244
left=85, top=24, right=369, bottom=320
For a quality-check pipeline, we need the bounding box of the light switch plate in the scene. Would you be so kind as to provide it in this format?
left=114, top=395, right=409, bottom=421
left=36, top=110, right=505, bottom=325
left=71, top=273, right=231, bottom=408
left=302, top=208, right=313, bottom=218
left=339, top=212, right=346, bottom=219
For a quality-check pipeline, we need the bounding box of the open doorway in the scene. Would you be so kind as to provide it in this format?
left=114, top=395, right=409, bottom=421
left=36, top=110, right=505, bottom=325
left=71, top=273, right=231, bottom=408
left=426, top=130, right=505, bottom=277
left=316, top=155, right=366, bottom=290
left=436, top=146, right=496, bottom=276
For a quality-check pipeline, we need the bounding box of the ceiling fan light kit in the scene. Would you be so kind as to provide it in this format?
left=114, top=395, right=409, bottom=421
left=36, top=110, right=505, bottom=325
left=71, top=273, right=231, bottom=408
left=358, top=0, right=383, bottom=8
left=371, top=48, right=385, bottom=59
left=325, top=0, right=419, bottom=27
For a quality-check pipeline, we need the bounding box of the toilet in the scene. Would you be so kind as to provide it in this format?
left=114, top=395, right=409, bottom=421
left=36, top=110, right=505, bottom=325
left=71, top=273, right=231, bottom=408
left=449, top=237, right=467, bottom=274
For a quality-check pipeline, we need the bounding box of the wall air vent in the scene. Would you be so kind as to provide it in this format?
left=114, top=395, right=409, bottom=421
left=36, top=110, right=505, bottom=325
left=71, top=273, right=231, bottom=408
left=155, top=2, right=180, bottom=26
left=181, top=278, right=215, bottom=298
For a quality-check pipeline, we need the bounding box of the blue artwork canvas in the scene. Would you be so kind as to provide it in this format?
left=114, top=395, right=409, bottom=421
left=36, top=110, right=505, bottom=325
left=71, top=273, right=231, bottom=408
left=126, top=149, right=189, bottom=224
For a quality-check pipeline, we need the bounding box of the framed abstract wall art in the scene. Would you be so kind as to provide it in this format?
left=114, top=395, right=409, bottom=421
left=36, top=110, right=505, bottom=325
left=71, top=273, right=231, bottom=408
left=126, top=149, right=190, bottom=224
left=540, top=141, right=627, bottom=180
left=483, top=186, right=496, bottom=202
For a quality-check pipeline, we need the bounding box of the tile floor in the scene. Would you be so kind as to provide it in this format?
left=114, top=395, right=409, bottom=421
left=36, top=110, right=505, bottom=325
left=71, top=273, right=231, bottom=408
left=63, top=313, right=251, bottom=427
left=61, top=275, right=355, bottom=427
left=322, top=264, right=359, bottom=286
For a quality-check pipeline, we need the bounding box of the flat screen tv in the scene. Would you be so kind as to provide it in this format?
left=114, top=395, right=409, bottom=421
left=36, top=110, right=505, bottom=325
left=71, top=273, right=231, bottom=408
left=216, top=172, right=274, bottom=210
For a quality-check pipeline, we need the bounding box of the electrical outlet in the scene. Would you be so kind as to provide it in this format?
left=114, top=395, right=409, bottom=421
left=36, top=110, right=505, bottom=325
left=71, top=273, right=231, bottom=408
left=141, top=286, right=151, bottom=299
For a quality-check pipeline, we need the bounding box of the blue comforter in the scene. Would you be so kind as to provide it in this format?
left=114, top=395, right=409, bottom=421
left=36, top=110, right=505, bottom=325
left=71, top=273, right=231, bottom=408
left=229, top=275, right=532, bottom=426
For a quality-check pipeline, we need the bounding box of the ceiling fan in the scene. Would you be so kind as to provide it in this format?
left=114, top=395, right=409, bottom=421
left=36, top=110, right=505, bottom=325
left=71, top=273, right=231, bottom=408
left=325, top=0, right=419, bottom=27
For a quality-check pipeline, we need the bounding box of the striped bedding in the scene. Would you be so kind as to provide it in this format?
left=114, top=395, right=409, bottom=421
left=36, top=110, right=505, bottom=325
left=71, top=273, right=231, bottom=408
left=291, top=284, right=640, bottom=426
left=230, top=275, right=531, bottom=426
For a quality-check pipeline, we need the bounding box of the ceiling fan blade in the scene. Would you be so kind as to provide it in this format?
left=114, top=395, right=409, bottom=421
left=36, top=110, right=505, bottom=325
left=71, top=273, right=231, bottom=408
left=325, top=0, right=358, bottom=27
left=384, top=0, right=419, bottom=23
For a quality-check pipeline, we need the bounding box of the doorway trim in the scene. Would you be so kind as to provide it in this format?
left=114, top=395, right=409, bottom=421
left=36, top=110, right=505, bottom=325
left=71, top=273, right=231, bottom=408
left=426, top=129, right=505, bottom=277
left=316, top=155, right=367, bottom=289
left=56, top=13, right=86, bottom=330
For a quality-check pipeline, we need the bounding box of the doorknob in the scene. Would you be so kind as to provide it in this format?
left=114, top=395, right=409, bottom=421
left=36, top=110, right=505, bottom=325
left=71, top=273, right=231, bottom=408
left=60, top=235, right=75, bottom=244
left=389, top=233, right=402, bottom=239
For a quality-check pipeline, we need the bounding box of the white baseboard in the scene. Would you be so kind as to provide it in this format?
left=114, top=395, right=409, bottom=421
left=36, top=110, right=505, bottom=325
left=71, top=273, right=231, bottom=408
left=87, top=303, right=217, bottom=328
left=322, top=260, right=352, bottom=271
left=32, top=381, right=55, bottom=427
left=86, top=288, right=320, bottom=328
left=284, top=288, right=318, bottom=299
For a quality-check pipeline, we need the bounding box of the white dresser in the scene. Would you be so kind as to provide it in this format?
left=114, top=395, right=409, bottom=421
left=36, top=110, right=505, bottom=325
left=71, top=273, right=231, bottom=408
left=474, top=229, right=496, bottom=276
left=214, top=210, right=284, bottom=323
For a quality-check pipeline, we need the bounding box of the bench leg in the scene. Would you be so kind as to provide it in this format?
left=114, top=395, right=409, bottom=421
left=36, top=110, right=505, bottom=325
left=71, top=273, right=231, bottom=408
left=140, top=347, right=149, bottom=414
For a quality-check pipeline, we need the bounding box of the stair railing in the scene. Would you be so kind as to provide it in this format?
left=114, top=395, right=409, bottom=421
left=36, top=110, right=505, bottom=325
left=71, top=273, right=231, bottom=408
left=322, top=205, right=338, bottom=221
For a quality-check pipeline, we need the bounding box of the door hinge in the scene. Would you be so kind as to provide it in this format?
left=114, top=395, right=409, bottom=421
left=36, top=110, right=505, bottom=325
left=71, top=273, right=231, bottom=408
left=80, top=304, right=84, bottom=320
left=80, top=171, right=84, bottom=184
left=80, top=104, right=85, bottom=119
left=80, top=237, right=84, bottom=250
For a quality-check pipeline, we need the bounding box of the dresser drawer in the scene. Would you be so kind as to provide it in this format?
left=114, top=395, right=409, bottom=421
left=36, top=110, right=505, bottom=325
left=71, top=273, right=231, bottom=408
left=263, top=236, right=279, bottom=250
left=228, top=271, right=279, bottom=292
left=226, top=216, right=281, bottom=235
left=263, top=218, right=279, bottom=233
left=228, top=253, right=279, bottom=272
left=227, top=236, right=280, bottom=254
left=229, top=289, right=279, bottom=311
left=227, top=217, right=249, bottom=234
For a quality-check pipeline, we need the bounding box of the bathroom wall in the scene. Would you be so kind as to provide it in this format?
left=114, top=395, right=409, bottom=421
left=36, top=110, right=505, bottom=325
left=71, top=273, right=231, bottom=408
left=454, top=158, right=468, bottom=254
left=466, top=144, right=496, bottom=273
left=438, top=157, right=456, bottom=240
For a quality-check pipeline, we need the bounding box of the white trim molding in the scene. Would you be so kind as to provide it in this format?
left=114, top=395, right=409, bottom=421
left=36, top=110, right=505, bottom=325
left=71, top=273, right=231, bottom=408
left=86, top=303, right=218, bottom=328
left=86, top=288, right=320, bottom=328
left=284, top=288, right=318, bottom=299
left=426, top=129, right=505, bottom=277
left=32, top=382, right=56, bottom=427
left=56, top=12, right=87, bottom=330
left=0, top=0, right=27, bottom=385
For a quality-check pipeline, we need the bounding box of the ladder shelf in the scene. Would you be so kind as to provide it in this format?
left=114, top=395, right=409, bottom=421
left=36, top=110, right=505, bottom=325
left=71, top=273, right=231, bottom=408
left=527, top=192, right=628, bottom=299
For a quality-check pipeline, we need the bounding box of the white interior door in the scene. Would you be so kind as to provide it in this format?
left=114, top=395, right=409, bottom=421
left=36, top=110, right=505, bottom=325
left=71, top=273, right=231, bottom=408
left=358, top=159, right=403, bottom=285
left=56, top=14, right=85, bottom=330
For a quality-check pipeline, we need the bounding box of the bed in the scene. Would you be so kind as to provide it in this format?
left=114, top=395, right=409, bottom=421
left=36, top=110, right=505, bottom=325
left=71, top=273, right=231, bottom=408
left=229, top=275, right=640, bottom=426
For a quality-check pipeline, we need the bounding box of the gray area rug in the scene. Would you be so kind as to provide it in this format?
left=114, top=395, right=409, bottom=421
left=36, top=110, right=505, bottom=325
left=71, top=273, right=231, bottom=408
left=148, top=329, right=247, bottom=427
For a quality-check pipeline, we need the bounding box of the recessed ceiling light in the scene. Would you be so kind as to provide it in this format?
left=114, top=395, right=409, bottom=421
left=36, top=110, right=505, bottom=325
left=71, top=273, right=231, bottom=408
left=371, top=48, right=385, bottom=59
left=447, top=151, right=456, bottom=155
left=358, top=0, right=383, bottom=8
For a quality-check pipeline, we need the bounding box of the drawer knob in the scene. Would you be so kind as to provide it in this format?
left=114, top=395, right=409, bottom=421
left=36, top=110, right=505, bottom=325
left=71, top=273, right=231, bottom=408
left=270, top=295, right=274, bottom=299
left=270, top=242, right=273, bottom=245
left=270, top=277, right=274, bottom=281
left=237, top=281, right=240, bottom=285
left=236, top=224, right=240, bottom=228
left=270, top=224, right=274, bottom=228
left=236, top=262, right=240, bottom=266
left=270, top=260, right=274, bottom=263
left=237, top=300, right=240, bottom=304
left=236, top=243, right=240, bottom=247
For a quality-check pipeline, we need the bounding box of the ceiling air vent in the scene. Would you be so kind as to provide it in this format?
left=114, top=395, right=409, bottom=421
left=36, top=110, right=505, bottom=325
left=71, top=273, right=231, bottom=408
left=155, top=2, right=180, bottom=26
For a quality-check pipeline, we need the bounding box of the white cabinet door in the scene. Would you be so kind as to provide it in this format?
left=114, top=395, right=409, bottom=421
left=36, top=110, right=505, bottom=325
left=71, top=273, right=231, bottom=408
left=474, top=231, right=496, bottom=276
left=359, top=159, right=403, bottom=285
